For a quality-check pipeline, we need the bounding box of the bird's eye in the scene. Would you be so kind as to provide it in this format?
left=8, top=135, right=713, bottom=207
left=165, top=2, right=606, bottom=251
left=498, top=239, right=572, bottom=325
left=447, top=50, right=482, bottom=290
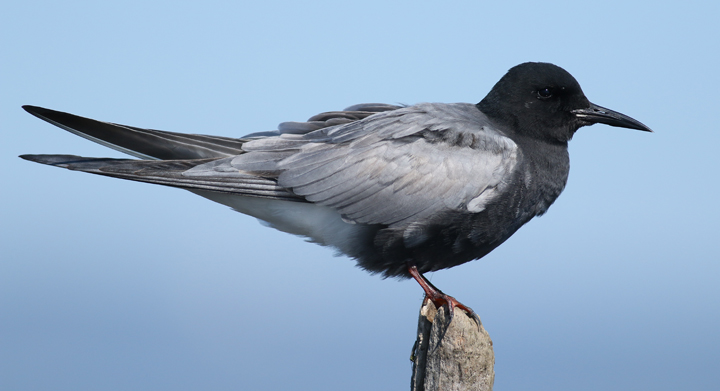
left=537, top=87, right=554, bottom=99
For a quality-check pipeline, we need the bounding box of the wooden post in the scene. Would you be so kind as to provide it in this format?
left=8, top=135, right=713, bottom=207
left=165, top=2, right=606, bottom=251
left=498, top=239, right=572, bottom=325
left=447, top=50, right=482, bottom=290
left=411, top=300, right=495, bottom=391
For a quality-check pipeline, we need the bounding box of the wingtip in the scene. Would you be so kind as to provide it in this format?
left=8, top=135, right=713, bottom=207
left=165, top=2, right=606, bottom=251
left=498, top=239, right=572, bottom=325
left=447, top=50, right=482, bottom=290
left=22, top=105, right=52, bottom=119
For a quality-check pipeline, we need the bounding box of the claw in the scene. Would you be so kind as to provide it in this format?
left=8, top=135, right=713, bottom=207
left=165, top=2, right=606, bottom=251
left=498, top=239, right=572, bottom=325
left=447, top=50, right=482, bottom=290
left=408, top=264, right=481, bottom=327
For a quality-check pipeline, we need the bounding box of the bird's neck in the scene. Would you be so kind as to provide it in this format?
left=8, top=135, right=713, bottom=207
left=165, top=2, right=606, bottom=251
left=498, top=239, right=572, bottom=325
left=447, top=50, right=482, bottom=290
left=516, top=136, right=570, bottom=216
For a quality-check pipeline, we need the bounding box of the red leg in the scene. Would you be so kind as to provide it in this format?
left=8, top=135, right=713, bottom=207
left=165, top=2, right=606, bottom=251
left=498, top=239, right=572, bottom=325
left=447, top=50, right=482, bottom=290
left=408, top=264, right=481, bottom=326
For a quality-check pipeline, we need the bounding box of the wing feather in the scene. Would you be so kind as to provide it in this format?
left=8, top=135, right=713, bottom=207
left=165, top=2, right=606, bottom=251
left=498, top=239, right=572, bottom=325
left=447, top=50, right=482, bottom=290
left=23, top=102, right=520, bottom=235
left=232, top=103, right=520, bottom=228
left=22, top=106, right=246, bottom=160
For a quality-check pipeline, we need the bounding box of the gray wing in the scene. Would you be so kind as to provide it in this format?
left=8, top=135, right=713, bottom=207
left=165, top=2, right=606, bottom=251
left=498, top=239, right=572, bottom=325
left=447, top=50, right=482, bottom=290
left=22, top=102, right=519, bottom=225
left=233, top=103, right=520, bottom=227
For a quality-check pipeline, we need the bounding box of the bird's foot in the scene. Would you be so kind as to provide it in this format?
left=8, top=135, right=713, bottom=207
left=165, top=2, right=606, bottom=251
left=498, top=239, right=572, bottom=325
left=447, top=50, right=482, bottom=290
left=422, top=289, right=482, bottom=327
left=408, top=264, right=481, bottom=327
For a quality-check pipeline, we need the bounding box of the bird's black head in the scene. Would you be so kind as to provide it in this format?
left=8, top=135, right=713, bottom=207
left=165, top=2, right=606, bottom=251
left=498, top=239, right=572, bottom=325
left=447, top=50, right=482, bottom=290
left=477, top=62, right=651, bottom=143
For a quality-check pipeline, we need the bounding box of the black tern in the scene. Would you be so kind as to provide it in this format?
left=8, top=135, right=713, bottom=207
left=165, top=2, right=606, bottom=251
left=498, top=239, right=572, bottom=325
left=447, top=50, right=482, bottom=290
left=20, top=62, right=652, bottom=318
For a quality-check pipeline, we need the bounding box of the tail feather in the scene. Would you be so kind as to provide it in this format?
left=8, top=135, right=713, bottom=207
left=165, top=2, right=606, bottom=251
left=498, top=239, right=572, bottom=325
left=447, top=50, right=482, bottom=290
left=19, top=154, right=302, bottom=201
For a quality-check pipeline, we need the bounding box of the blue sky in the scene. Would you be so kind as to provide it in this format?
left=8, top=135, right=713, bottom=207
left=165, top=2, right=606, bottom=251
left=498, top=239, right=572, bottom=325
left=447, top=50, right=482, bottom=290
left=2, top=1, right=719, bottom=390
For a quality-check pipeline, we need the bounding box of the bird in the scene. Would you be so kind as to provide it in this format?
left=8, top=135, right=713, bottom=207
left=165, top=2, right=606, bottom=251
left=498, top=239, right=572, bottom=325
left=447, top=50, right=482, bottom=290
left=20, top=62, right=652, bottom=321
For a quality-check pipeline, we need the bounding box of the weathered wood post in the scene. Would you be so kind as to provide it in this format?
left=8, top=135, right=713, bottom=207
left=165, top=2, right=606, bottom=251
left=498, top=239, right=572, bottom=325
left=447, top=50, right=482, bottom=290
left=411, top=300, right=495, bottom=391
